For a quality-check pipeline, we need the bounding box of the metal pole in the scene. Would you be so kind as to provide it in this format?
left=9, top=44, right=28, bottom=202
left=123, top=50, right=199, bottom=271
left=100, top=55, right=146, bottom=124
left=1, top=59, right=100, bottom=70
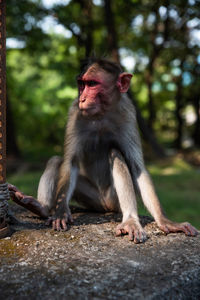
left=0, top=0, right=10, bottom=238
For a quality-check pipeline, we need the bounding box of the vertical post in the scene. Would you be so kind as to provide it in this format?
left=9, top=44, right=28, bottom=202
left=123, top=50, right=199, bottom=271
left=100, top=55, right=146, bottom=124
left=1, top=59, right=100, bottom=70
left=0, top=0, right=9, bottom=238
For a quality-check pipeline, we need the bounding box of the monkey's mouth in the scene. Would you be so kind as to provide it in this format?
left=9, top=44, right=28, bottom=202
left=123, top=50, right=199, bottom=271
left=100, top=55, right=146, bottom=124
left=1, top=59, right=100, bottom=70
left=80, top=105, right=102, bottom=116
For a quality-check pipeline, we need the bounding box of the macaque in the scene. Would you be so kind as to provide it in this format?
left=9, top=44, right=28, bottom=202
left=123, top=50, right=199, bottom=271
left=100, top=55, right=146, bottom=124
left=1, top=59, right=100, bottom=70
left=36, top=58, right=197, bottom=243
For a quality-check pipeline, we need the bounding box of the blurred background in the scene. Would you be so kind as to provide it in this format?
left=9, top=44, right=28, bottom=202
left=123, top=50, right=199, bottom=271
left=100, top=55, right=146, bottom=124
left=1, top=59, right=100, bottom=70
left=6, top=0, right=200, bottom=227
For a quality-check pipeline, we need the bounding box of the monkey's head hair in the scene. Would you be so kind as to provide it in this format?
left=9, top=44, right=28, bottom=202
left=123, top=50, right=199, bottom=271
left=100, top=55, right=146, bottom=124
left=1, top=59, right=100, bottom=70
left=78, top=57, right=123, bottom=81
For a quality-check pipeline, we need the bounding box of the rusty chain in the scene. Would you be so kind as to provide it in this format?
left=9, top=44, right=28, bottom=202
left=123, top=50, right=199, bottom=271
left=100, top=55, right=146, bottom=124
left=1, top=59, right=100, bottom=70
left=0, top=0, right=9, bottom=222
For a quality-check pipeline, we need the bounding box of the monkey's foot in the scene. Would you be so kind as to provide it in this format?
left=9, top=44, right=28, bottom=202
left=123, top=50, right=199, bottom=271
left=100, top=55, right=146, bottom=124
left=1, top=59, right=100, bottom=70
left=8, top=183, right=48, bottom=218
left=116, top=218, right=148, bottom=243
left=158, top=219, right=198, bottom=236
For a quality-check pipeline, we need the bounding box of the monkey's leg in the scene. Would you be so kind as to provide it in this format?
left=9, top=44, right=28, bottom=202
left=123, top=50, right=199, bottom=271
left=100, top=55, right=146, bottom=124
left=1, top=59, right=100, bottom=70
left=137, top=170, right=198, bottom=236
left=8, top=156, right=62, bottom=219
left=8, top=184, right=48, bottom=218
left=37, top=156, right=63, bottom=216
left=110, top=150, right=147, bottom=243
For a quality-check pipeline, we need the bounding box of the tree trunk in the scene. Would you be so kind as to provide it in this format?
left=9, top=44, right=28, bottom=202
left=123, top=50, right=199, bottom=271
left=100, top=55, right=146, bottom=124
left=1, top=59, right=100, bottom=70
left=72, top=0, right=94, bottom=58
left=146, top=0, right=170, bottom=130
left=103, top=0, right=120, bottom=63
left=82, top=0, right=93, bottom=58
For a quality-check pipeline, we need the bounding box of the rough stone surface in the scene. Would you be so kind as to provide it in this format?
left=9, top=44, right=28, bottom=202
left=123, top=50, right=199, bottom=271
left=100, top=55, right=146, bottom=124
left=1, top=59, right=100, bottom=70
left=0, top=204, right=200, bottom=299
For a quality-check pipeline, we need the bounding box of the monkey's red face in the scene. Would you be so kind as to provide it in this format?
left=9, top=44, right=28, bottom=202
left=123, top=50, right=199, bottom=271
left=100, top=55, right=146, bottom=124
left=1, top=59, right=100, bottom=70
left=78, top=64, right=132, bottom=117
left=78, top=66, right=116, bottom=117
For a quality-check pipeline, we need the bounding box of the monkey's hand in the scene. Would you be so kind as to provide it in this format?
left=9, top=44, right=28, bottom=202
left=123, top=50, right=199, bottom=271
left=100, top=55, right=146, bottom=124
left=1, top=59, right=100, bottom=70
left=52, top=212, right=73, bottom=231
left=158, top=218, right=198, bottom=236
left=116, top=218, right=148, bottom=243
left=49, top=199, right=74, bottom=231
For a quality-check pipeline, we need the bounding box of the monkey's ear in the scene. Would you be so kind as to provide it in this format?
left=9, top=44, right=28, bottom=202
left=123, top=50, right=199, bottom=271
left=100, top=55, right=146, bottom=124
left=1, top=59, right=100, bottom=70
left=117, top=72, right=133, bottom=93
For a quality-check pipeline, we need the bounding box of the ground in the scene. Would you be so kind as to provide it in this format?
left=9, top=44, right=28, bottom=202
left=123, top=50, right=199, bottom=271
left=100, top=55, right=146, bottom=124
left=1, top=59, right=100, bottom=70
left=0, top=204, right=200, bottom=300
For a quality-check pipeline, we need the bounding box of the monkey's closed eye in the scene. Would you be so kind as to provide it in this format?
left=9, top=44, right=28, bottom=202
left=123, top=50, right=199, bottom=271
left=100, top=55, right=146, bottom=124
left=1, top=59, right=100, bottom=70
left=87, top=80, right=99, bottom=87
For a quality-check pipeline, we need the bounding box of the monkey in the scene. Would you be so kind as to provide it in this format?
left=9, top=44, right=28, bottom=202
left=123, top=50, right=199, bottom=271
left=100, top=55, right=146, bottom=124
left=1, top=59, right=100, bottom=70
left=36, top=58, right=198, bottom=243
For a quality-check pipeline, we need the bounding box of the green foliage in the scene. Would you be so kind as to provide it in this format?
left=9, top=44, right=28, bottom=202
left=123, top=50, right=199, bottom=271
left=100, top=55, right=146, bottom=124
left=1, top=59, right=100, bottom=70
left=6, top=0, right=200, bottom=157
left=8, top=171, right=41, bottom=198
left=7, top=47, right=77, bottom=158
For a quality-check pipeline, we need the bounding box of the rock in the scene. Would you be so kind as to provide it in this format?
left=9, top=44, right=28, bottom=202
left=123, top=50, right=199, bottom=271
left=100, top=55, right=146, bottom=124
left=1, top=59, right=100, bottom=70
left=0, top=205, right=199, bottom=299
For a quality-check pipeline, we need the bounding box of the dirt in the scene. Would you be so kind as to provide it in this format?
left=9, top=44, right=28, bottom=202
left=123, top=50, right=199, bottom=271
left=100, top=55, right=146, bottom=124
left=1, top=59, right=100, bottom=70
left=0, top=204, right=200, bottom=300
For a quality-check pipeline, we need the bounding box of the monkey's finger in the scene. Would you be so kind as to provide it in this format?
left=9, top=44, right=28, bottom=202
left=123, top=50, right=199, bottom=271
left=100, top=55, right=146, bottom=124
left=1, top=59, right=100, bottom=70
left=115, top=227, right=123, bottom=236
left=122, top=228, right=128, bottom=235
left=61, top=219, right=68, bottom=231
left=133, top=231, right=141, bottom=243
left=181, top=224, right=198, bottom=236
left=128, top=227, right=134, bottom=241
left=184, top=224, right=198, bottom=236
left=141, top=231, right=148, bottom=242
left=159, top=225, right=170, bottom=234
left=56, top=219, right=62, bottom=231
left=52, top=220, right=57, bottom=230
left=180, top=225, right=191, bottom=236
left=138, top=231, right=147, bottom=243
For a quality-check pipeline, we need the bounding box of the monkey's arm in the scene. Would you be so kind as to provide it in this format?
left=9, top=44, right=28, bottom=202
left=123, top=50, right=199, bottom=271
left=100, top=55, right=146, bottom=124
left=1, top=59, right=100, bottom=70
left=136, top=170, right=198, bottom=236
left=121, top=103, right=198, bottom=237
left=52, top=161, right=78, bottom=231
left=121, top=100, right=198, bottom=237
left=110, top=150, right=147, bottom=243
left=50, top=105, right=80, bottom=231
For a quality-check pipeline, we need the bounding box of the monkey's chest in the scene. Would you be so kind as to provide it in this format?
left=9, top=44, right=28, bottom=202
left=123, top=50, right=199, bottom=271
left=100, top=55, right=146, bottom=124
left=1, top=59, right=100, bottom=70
left=79, top=132, right=114, bottom=189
